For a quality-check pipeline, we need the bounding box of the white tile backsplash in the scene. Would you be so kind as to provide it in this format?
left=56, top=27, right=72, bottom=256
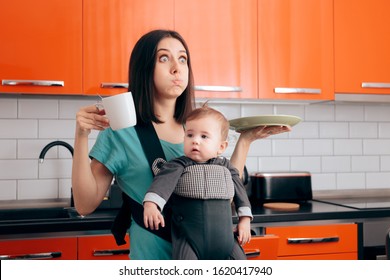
left=18, top=179, right=59, bottom=199
left=0, top=140, right=17, bottom=159
left=335, top=104, right=364, bottom=121
left=18, top=99, right=59, bottom=119
left=1, top=95, right=390, bottom=200
left=0, top=98, right=17, bottom=118
left=350, top=122, right=377, bottom=138
left=0, top=119, right=38, bottom=138
left=303, top=139, right=333, bottom=155
left=365, top=105, right=390, bottom=121
left=334, top=139, right=362, bottom=155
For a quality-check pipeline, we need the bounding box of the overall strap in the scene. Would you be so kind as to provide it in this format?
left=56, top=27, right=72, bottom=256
left=111, top=122, right=171, bottom=245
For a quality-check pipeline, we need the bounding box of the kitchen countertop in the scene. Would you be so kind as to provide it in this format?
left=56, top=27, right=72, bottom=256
left=2, top=196, right=390, bottom=241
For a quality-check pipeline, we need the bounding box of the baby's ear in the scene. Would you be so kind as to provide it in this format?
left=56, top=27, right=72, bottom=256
left=218, top=140, right=228, bottom=155
left=152, top=158, right=167, bottom=175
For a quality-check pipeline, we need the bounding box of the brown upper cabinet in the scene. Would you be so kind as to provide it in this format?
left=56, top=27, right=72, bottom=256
left=257, top=0, right=334, bottom=100
left=0, top=0, right=82, bottom=95
left=83, top=0, right=174, bottom=96
left=334, top=0, right=390, bottom=94
left=175, top=0, right=258, bottom=99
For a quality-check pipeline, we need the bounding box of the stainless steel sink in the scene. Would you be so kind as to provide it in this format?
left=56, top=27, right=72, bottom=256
left=0, top=207, right=119, bottom=223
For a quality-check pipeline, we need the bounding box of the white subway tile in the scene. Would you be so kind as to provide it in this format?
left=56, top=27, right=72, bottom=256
left=334, top=139, right=362, bottom=155
left=272, top=139, right=303, bottom=156
left=209, top=104, right=241, bottom=120
left=378, top=123, right=390, bottom=138
left=352, top=156, right=380, bottom=172
left=18, top=179, right=58, bottom=199
left=59, top=179, right=72, bottom=199
left=0, top=160, right=38, bottom=180
left=258, top=157, right=290, bottom=171
left=0, top=98, right=17, bottom=118
left=335, top=104, right=364, bottom=121
left=311, top=173, right=336, bottom=191
left=365, top=105, right=390, bottom=121
left=288, top=122, right=319, bottom=138
left=305, top=104, right=335, bottom=121
left=380, top=156, right=390, bottom=171
left=366, top=172, right=390, bottom=189
left=0, top=140, right=17, bottom=159
left=240, top=104, right=273, bottom=117
left=18, top=139, right=56, bottom=159
left=322, top=156, right=351, bottom=172
left=18, top=99, right=58, bottom=119
left=39, top=120, right=76, bottom=139
left=274, top=104, right=305, bottom=119
left=336, top=173, right=366, bottom=190
left=0, top=180, right=17, bottom=200
left=320, top=122, right=349, bottom=138
left=0, top=120, right=38, bottom=139
left=247, top=139, right=272, bottom=156
left=304, top=139, right=333, bottom=155
left=290, top=157, right=321, bottom=173
left=363, top=139, right=390, bottom=155
left=60, top=99, right=97, bottom=119
left=38, top=159, right=72, bottom=179
left=350, top=122, right=377, bottom=138
left=245, top=157, right=259, bottom=174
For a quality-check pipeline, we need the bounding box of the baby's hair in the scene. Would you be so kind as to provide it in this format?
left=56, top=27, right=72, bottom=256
left=186, top=103, right=230, bottom=140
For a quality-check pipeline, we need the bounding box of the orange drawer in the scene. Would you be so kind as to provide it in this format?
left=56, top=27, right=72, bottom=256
left=279, top=252, right=357, bottom=260
left=266, top=224, right=357, bottom=257
left=78, top=235, right=130, bottom=260
left=242, top=235, right=279, bottom=260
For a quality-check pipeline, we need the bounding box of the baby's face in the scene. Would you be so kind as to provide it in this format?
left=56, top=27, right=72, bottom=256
left=183, top=116, right=227, bottom=163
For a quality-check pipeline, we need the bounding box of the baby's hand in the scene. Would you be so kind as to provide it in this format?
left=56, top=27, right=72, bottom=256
left=143, top=201, right=165, bottom=230
left=235, top=216, right=251, bottom=245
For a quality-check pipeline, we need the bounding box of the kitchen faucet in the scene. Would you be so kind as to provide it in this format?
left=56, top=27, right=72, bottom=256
left=39, top=140, right=74, bottom=163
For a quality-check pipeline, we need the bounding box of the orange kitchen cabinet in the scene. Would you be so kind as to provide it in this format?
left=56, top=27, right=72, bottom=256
left=0, top=237, right=77, bottom=260
left=78, top=234, right=130, bottom=260
left=174, top=0, right=258, bottom=99
left=242, top=234, right=279, bottom=260
left=266, top=223, right=358, bottom=260
left=334, top=0, right=390, bottom=94
left=0, top=0, right=82, bottom=95
left=83, top=0, right=174, bottom=96
left=258, top=0, right=334, bottom=100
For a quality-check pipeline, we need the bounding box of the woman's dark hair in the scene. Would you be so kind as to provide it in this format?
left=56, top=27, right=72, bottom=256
left=128, top=29, right=195, bottom=125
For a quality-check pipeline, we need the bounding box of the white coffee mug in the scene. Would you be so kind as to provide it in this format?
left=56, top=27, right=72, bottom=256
left=101, top=92, right=137, bottom=130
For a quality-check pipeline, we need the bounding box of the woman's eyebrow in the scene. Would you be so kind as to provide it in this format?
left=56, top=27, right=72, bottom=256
left=157, top=48, right=187, bottom=54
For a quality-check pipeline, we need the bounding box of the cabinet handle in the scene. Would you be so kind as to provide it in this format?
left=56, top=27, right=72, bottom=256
left=93, top=249, right=130, bottom=256
left=287, top=236, right=339, bottom=244
left=274, top=87, right=321, bottom=94
left=245, top=249, right=261, bottom=258
left=2, top=79, right=64, bottom=87
left=194, top=85, right=242, bottom=92
left=361, top=82, right=390, bottom=89
left=0, top=251, right=61, bottom=260
left=100, top=82, right=128, bottom=89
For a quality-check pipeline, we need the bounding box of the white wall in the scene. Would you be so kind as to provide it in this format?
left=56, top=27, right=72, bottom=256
left=1, top=95, right=390, bottom=201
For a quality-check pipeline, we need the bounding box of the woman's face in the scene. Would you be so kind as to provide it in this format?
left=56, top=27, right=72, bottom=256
left=153, top=37, right=189, bottom=100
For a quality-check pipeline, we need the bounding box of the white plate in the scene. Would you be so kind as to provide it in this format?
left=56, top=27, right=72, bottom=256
left=229, top=115, right=302, bottom=131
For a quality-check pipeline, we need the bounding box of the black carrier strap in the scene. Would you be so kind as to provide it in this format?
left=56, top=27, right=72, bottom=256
left=111, top=122, right=172, bottom=245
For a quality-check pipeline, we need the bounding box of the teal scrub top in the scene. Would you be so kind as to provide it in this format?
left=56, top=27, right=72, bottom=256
left=90, top=126, right=183, bottom=260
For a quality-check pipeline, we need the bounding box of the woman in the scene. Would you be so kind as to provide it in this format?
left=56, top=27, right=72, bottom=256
left=71, top=29, right=290, bottom=260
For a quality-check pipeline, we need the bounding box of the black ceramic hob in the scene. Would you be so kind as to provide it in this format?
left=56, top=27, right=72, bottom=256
left=315, top=197, right=390, bottom=210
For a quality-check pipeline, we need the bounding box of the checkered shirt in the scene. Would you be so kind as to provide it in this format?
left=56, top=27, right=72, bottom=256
left=174, top=164, right=235, bottom=200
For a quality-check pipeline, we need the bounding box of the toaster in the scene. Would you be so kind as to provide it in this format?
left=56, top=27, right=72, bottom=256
left=248, top=171, right=312, bottom=205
